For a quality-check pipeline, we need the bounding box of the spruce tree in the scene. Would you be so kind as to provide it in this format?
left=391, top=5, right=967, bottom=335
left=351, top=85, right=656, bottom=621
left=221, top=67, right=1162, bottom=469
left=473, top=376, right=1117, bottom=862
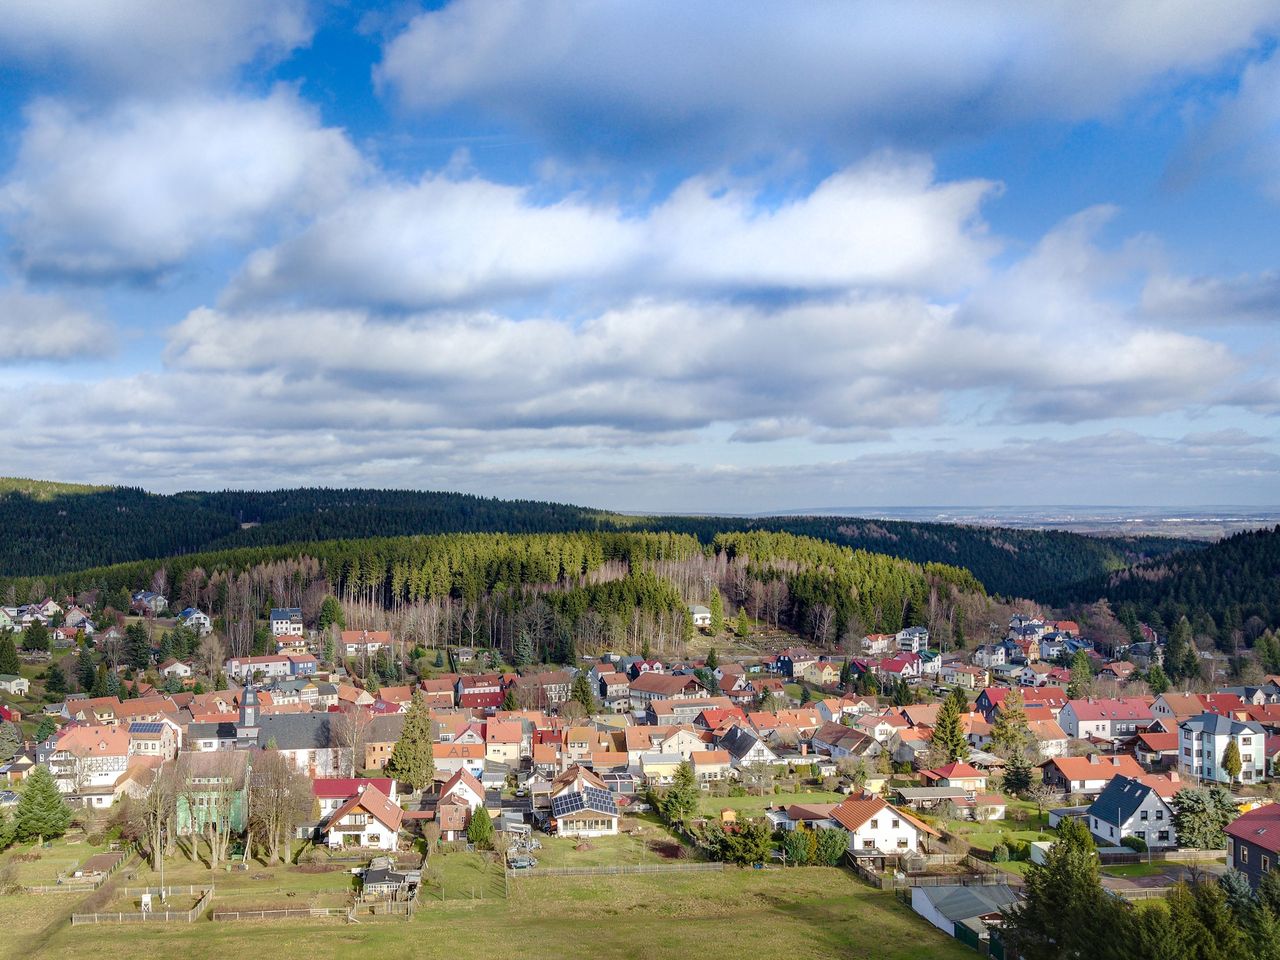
left=661, top=760, right=699, bottom=825
left=466, top=805, right=494, bottom=848
left=931, top=695, right=969, bottom=764
left=1068, top=649, right=1093, bottom=699
left=386, top=689, right=434, bottom=793
left=991, top=688, right=1030, bottom=755
left=709, top=588, right=724, bottom=634
left=570, top=672, right=597, bottom=715
left=735, top=609, right=750, bottom=638
left=76, top=648, right=95, bottom=692
left=0, top=634, right=19, bottom=675
left=705, top=647, right=718, bottom=670
left=16, top=766, right=71, bottom=842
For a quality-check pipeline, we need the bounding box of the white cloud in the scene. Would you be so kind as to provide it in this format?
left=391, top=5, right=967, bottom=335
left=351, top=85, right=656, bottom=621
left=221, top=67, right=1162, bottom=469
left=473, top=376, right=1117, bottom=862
left=0, top=0, right=310, bottom=90
left=1, top=90, right=365, bottom=280
left=229, top=158, right=996, bottom=308
left=0, top=286, right=110, bottom=361
left=379, top=0, right=1280, bottom=158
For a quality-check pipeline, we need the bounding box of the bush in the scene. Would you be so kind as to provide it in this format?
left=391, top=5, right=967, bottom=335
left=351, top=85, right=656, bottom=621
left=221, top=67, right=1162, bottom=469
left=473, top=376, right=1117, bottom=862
left=1121, top=835, right=1147, bottom=853
left=992, top=842, right=1010, bottom=863
left=729, top=785, right=747, bottom=797
left=1007, top=839, right=1030, bottom=862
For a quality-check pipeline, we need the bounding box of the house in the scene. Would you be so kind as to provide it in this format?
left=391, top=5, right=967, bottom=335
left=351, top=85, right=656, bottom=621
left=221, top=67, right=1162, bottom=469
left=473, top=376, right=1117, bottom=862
left=1026, top=719, right=1070, bottom=759
left=127, top=720, right=180, bottom=760
left=131, top=591, right=168, bottom=615
left=876, top=653, right=922, bottom=683
left=270, top=608, right=304, bottom=636
left=896, top=626, right=930, bottom=654
left=921, top=762, right=989, bottom=795
left=363, top=714, right=406, bottom=771
left=803, top=661, right=841, bottom=687
left=811, top=721, right=880, bottom=760
left=313, top=777, right=398, bottom=818
left=972, top=644, right=1006, bottom=669
left=158, top=658, right=193, bottom=680
left=321, top=782, right=403, bottom=851
left=777, top=648, right=817, bottom=678
left=0, top=675, right=30, bottom=697
left=1099, top=661, right=1137, bottom=684
left=48, top=725, right=130, bottom=806
left=832, top=793, right=937, bottom=857
left=175, top=751, right=250, bottom=836
left=176, top=608, right=213, bottom=636
left=1134, top=730, right=1180, bottom=769
left=224, top=654, right=293, bottom=682
left=341, top=630, right=391, bottom=659
left=718, top=725, right=780, bottom=768
left=1086, top=775, right=1177, bottom=850
left=862, top=634, right=897, bottom=656
left=255, top=714, right=343, bottom=778
left=942, top=663, right=988, bottom=691
left=434, top=742, right=486, bottom=780
left=628, top=672, right=708, bottom=711
left=1057, top=698, right=1155, bottom=742
left=1226, top=804, right=1280, bottom=888
left=1040, top=754, right=1146, bottom=797
left=691, top=749, right=732, bottom=786
left=1179, top=712, right=1266, bottom=784
left=549, top=765, right=619, bottom=837
left=688, top=604, right=712, bottom=629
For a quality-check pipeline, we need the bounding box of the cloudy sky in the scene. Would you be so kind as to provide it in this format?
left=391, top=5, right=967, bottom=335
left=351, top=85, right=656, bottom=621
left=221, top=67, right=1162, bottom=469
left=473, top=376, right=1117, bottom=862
left=2, top=1, right=1279, bottom=512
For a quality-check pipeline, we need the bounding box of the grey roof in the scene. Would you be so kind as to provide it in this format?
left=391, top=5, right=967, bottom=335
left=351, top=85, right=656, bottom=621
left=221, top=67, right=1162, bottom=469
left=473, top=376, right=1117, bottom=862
left=270, top=607, right=303, bottom=620
left=1087, top=775, right=1159, bottom=827
left=718, top=725, right=768, bottom=762
left=896, top=787, right=971, bottom=801
left=255, top=714, right=333, bottom=750
left=915, top=884, right=1020, bottom=924
left=369, top=713, right=406, bottom=740
left=188, top=721, right=238, bottom=741
left=1182, top=712, right=1264, bottom=737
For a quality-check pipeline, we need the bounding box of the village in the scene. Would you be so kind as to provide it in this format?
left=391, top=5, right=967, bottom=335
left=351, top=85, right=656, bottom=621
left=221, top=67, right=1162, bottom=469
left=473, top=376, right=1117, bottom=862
left=1, top=591, right=1278, bottom=959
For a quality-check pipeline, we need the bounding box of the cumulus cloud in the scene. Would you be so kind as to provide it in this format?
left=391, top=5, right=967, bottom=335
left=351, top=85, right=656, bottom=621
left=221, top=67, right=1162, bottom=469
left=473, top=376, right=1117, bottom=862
left=0, top=286, right=110, bottom=361
left=378, top=0, right=1280, bottom=159
left=1, top=89, right=364, bottom=280
left=228, top=158, right=996, bottom=309
left=0, top=0, right=310, bottom=91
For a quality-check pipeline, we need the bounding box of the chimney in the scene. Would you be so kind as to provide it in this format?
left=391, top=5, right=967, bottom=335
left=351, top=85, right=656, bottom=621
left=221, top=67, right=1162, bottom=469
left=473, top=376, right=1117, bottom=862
left=1087, top=753, right=1098, bottom=764
left=800, top=742, right=808, bottom=756
left=1110, top=756, right=1120, bottom=767
left=1168, top=771, right=1180, bottom=783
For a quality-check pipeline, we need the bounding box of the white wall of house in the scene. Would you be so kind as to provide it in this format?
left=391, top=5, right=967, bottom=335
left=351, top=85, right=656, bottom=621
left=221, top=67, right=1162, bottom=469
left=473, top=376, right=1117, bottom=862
left=848, top=813, right=925, bottom=855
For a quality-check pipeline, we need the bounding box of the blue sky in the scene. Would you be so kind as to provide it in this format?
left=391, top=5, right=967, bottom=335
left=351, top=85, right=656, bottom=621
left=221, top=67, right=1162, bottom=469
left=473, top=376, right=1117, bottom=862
left=1, top=1, right=1278, bottom=512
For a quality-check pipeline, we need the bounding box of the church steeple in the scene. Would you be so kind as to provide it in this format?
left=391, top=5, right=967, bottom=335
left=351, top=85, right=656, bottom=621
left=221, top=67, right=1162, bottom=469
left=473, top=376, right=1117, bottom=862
left=239, top=682, right=259, bottom=734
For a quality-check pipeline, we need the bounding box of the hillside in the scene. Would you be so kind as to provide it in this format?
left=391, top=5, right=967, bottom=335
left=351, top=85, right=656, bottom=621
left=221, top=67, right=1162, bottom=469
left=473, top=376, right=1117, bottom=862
left=1061, top=524, right=1280, bottom=635
left=1, top=480, right=1192, bottom=598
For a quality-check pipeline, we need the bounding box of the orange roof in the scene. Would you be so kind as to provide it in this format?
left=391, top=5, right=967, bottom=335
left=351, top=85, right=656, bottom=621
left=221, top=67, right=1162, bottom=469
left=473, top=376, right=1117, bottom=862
left=691, top=749, right=731, bottom=765
left=329, top=783, right=403, bottom=832
left=1043, top=755, right=1144, bottom=781
left=830, top=793, right=939, bottom=837
left=56, top=724, right=129, bottom=757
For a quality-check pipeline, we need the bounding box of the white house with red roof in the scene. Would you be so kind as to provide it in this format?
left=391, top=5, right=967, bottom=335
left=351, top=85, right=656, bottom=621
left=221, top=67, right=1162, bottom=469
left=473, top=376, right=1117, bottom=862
left=312, top=777, right=397, bottom=817
left=1058, top=697, right=1155, bottom=742
left=321, top=782, right=403, bottom=850
left=875, top=653, right=922, bottom=682
left=831, top=792, right=937, bottom=857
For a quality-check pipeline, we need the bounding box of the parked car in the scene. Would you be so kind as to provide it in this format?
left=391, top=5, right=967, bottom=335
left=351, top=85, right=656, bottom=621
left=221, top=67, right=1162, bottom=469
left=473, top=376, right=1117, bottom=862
left=507, top=855, right=538, bottom=870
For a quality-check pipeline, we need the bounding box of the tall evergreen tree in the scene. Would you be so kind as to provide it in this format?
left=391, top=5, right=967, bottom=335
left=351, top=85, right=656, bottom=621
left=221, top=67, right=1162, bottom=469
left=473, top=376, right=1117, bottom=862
left=705, top=647, right=718, bottom=670
left=125, top=622, right=150, bottom=669
left=659, top=760, right=699, bottom=826
left=930, top=695, right=969, bottom=764
left=466, top=805, right=494, bottom=848
left=0, top=634, right=19, bottom=675
left=735, top=608, right=750, bottom=638
left=514, top=630, right=534, bottom=669
left=318, top=595, right=345, bottom=631
left=15, top=766, right=71, bottom=842
left=570, top=672, right=597, bottom=714
left=386, top=689, right=434, bottom=793
left=991, top=688, right=1030, bottom=755
left=76, top=647, right=95, bottom=691
left=1221, top=740, right=1243, bottom=783
left=709, top=588, right=724, bottom=634
left=1068, top=649, right=1093, bottom=699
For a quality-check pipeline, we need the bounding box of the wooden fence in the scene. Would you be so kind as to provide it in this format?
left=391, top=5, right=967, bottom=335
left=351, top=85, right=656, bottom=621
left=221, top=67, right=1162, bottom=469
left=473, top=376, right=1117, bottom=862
left=213, top=907, right=347, bottom=922
left=508, top=862, right=725, bottom=878
left=71, top=887, right=214, bottom=925
left=27, top=846, right=136, bottom=894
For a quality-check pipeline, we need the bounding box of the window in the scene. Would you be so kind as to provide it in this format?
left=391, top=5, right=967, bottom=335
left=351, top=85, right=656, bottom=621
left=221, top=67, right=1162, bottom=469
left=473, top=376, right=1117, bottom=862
left=869, top=819, right=878, bottom=829
left=897, top=838, right=909, bottom=849
left=1156, top=810, right=1164, bottom=820
left=892, top=819, right=900, bottom=829
left=862, top=840, right=875, bottom=850
left=1140, top=811, right=1148, bottom=821
left=1241, top=845, right=1250, bottom=864
left=1265, top=856, right=1272, bottom=872
left=1158, top=831, right=1170, bottom=842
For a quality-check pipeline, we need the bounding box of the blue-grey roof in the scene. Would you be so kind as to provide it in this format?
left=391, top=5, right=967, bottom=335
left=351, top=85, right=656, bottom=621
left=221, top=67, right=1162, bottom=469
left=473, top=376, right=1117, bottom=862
left=255, top=714, right=333, bottom=750
left=1182, top=712, right=1264, bottom=737
left=1087, top=775, right=1159, bottom=827
left=128, top=722, right=165, bottom=735
left=916, top=884, right=1019, bottom=923
left=270, top=607, right=303, bottom=620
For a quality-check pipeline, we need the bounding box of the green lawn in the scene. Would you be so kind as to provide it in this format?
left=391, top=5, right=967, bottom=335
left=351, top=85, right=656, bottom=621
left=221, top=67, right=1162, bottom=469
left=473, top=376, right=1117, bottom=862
left=18, top=867, right=975, bottom=960
left=940, top=803, right=1054, bottom=853
left=698, top=790, right=845, bottom=816
left=518, top=815, right=698, bottom=868
left=1101, top=862, right=1166, bottom=879
left=0, top=835, right=114, bottom=886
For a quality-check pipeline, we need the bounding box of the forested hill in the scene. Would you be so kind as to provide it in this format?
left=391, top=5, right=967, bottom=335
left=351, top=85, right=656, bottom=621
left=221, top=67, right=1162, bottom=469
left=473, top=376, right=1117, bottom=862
left=1059, top=524, right=1280, bottom=634
left=3, top=479, right=1191, bottom=598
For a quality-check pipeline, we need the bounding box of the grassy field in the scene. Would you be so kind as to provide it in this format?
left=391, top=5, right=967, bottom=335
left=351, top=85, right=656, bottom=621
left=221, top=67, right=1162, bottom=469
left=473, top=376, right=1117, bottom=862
left=938, top=801, right=1054, bottom=853
left=698, top=790, right=845, bottom=816
left=1101, top=862, right=1165, bottom=879
left=17, top=866, right=974, bottom=960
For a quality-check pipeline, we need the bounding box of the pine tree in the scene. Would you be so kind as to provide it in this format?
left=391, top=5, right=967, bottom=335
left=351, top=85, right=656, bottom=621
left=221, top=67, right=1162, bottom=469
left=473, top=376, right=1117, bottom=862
left=386, top=689, right=434, bottom=793
left=1166, top=616, right=1196, bottom=682
left=514, top=630, right=534, bottom=669
left=15, top=766, right=71, bottom=843
left=21, top=622, right=49, bottom=654
left=1068, top=649, right=1093, bottom=699
left=76, top=647, right=95, bottom=691
left=318, top=596, right=345, bottom=631
left=991, top=688, right=1030, bottom=755
left=570, top=673, right=597, bottom=715
left=1145, top=663, right=1170, bottom=695
left=709, top=588, right=724, bottom=634
left=660, top=761, right=699, bottom=825
left=1002, top=746, right=1032, bottom=794
left=35, top=715, right=56, bottom=742
left=125, top=623, right=150, bottom=669
left=931, top=695, right=969, bottom=764
left=0, top=634, right=19, bottom=675
left=466, top=805, right=494, bottom=848
left=735, top=609, right=750, bottom=638
left=705, top=647, right=718, bottom=670
left=45, top=664, right=66, bottom=697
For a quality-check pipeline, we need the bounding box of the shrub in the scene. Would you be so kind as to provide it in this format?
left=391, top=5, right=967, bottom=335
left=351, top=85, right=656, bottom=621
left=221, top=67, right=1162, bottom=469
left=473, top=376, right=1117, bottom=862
left=992, top=842, right=1010, bottom=863
left=1121, top=835, right=1147, bottom=853
left=729, top=785, right=747, bottom=797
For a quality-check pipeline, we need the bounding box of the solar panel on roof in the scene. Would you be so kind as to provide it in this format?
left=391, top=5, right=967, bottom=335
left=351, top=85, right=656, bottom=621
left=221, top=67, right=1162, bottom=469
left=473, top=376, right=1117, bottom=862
left=129, top=722, right=164, bottom=734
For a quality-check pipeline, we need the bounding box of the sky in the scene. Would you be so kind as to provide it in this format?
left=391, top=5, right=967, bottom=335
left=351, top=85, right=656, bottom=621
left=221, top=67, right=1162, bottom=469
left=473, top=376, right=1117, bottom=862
left=1, top=1, right=1279, bottom=513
